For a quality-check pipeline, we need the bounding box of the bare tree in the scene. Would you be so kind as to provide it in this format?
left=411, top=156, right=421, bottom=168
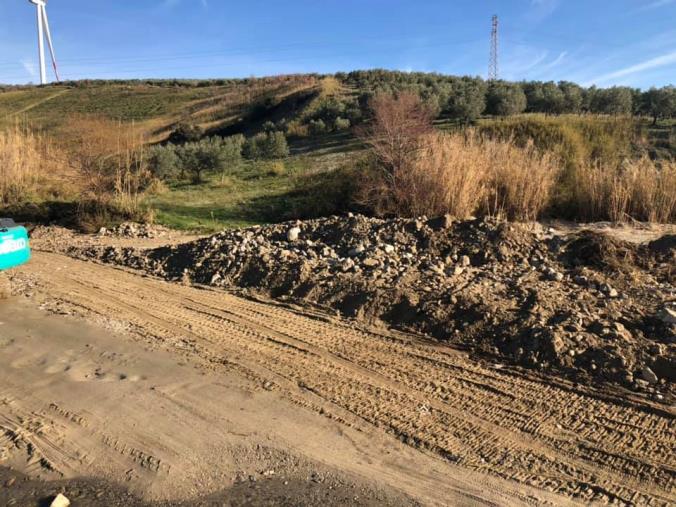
left=356, top=92, right=434, bottom=215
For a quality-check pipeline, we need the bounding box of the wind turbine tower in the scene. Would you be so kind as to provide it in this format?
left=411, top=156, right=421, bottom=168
left=28, top=0, right=60, bottom=85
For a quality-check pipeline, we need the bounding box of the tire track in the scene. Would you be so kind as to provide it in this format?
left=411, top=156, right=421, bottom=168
left=18, top=252, right=676, bottom=506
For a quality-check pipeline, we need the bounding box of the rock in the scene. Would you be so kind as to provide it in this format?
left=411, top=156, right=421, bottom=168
left=657, top=304, right=676, bottom=325
left=426, top=214, right=454, bottom=230
left=641, top=366, right=658, bottom=384
left=348, top=244, right=365, bottom=257
left=383, top=244, right=395, bottom=254
left=573, top=275, right=589, bottom=286
left=612, top=322, right=633, bottom=341
left=543, top=267, right=564, bottom=282
left=287, top=227, right=301, bottom=242
left=362, top=258, right=379, bottom=268
left=598, top=283, right=618, bottom=298
left=460, top=255, right=471, bottom=267
left=50, top=494, right=71, bottom=507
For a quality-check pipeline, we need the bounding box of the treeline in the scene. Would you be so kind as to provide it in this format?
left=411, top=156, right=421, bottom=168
left=337, top=70, right=675, bottom=123
left=149, top=128, right=289, bottom=183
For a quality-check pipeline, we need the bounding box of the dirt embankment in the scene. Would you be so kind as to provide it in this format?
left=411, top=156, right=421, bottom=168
left=6, top=251, right=675, bottom=506
left=35, top=215, right=676, bottom=401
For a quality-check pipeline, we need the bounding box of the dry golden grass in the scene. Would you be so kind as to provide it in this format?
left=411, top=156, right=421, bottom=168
left=0, top=123, right=75, bottom=206
left=360, top=131, right=560, bottom=221
left=570, top=157, right=676, bottom=223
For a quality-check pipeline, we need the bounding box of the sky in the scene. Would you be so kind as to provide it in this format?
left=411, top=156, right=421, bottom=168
left=0, top=0, right=675, bottom=88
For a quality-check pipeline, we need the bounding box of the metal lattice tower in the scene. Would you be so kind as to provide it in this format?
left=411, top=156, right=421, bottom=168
left=489, top=15, right=499, bottom=81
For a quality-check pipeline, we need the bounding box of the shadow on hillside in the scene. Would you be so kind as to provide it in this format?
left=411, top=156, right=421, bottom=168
left=289, top=131, right=364, bottom=156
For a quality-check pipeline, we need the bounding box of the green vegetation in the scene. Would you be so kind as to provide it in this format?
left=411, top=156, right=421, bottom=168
left=148, top=152, right=354, bottom=232
left=1, top=70, right=674, bottom=231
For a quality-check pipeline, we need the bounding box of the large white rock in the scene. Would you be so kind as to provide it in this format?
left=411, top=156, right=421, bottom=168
left=287, top=227, right=301, bottom=242
left=50, top=494, right=71, bottom=507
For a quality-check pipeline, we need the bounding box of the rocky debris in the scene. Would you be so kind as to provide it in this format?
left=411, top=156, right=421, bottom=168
left=658, top=303, right=676, bottom=325
left=50, top=493, right=70, bottom=507
left=287, top=226, right=301, bottom=242
left=641, top=366, right=659, bottom=384
left=63, top=215, right=675, bottom=396
left=98, top=222, right=168, bottom=239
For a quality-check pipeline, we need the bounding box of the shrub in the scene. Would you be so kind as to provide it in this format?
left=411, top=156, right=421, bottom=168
left=333, top=117, right=351, bottom=131
left=149, top=135, right=243, bottom=183
left=148, top=144, right=181, bottom=180
left=243, top=131, right=289, bottom=160
left=268, top=161, right=286, bottom=176
left=167, top=122, right=203, bottom=144
left=176, top=135, right=244, bottom=183
left=290, top=164, right=360, bottom=219
left=308, top=119, right=327, bottom=136
left=357, top=92, right=434, bottom=179
left=357, top=131, right=560, bottom=221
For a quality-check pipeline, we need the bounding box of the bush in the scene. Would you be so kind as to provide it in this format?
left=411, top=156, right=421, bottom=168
left=357, top=131, right=560, bottom=221
left=167, top=122, right=203, bottom=144
left=268, top=161, right=286, bottom=176
left=243, top=131, right=289, bottom=160
left=177, top=135, right=244, bottom=183
left=308, top=119, right=327, bottom=136
left=289, top=165, right=360, bottom=219
left=149, top=135, right=244, bottom=183
left=148, top=144, right=181, bottom=180
left=333, top=117, right=351, bottom=131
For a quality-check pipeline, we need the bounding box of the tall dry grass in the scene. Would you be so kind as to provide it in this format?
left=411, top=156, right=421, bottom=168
left=570, top=157, right=676, bottom=223
left=359, top=131, right=561, bottom=221
left=0, top=123, right=74, bottom=207
left=62, top=115, right=153, bottom=227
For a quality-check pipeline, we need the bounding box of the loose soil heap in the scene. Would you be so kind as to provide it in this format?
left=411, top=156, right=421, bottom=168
left=98, top=222, right=169, bottom=239
left=65, top=215, right=675, bottom=399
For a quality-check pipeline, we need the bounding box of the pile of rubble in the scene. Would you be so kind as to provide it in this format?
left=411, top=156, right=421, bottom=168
left=97, top=222, right=169, bottom=239
left=70, top=214, right=675, bottom=398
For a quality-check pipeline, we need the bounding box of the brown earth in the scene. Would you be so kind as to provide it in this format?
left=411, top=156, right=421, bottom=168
left=1, top=234, right=674, bottom=505
left=43, top=216, right=675, bottom=398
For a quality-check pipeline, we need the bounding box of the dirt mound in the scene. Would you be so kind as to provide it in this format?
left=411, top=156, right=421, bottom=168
left=98, top=222, right=169, bottom=239
left=65, top=215, right=674, bottom=398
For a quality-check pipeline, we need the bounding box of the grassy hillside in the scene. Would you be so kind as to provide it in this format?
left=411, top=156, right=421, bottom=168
left=0, top=76, right=321, bottom=141
left=1, top=73, right=674, bottom=231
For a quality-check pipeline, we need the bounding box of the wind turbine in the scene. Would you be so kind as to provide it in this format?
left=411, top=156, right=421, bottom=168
left=28, top=0, right=60, bottom=85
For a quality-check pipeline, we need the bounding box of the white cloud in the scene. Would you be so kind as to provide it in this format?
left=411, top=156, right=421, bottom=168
left=21, top=59, right=36, bottom=78
left=584, top=49, right=676, bottom=85
left=640, top=0, right=674, bottom=10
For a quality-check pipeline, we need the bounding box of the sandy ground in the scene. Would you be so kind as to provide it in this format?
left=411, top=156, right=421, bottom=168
left=1, top=245, right=674, bottom=506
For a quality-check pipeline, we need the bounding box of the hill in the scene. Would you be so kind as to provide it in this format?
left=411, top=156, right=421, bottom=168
left=0, top=71, right=674, bottom=232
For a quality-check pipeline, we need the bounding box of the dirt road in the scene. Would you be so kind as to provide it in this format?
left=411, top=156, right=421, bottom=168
left=2, top=250, right=675, bottom=506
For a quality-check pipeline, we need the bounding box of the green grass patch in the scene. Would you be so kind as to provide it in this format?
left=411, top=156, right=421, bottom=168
left=147, top=149, right=357, bottom=232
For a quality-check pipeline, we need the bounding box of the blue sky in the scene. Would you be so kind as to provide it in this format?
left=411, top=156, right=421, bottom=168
left=0, top=0, right=675, bottom=88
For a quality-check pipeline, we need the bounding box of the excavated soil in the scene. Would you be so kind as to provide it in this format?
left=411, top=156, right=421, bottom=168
left=41, top=215, right=676, bottom=400
left=3, top=222, right=675, bottom=506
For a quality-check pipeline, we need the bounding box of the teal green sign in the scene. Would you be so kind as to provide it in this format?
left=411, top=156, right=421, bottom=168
left=0, top=226, right=30, bottom=271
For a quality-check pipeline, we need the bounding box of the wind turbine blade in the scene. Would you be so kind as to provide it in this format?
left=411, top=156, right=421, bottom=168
left=41, top=4, right=60, bottom=81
